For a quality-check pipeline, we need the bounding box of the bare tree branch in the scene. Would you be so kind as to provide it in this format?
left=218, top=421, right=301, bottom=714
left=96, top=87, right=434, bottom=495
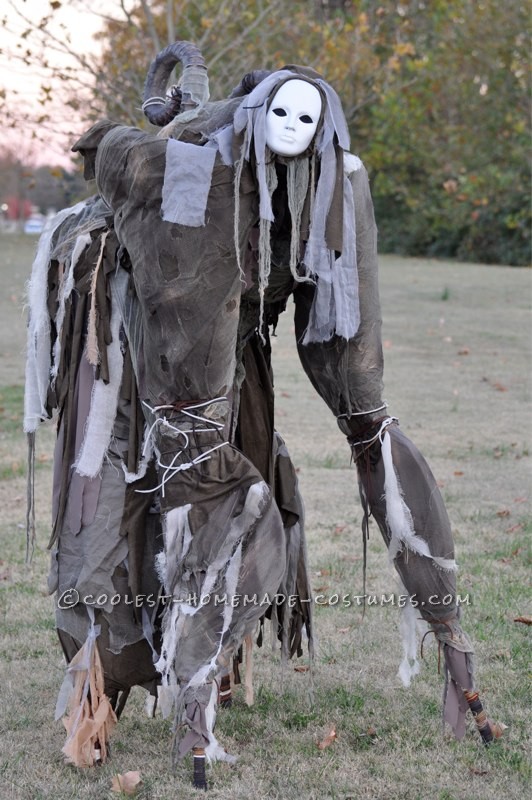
left=139, top=0, right=161, bottom=54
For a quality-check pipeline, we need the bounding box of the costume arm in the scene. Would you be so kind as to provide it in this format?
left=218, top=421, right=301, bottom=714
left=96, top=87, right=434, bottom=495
left=293, top=161, right=385, bottom=435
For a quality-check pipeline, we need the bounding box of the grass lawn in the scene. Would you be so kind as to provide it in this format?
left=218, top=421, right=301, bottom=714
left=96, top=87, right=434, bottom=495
left=0, top=233, right=530, bottom=799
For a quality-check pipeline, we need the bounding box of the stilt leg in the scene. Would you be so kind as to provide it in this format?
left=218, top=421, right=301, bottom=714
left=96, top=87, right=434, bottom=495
left=244, top=634, right=254, bottom=706
left=464, top=690, right=494, bottom=745
left=114, top=688, right=131, bottom=720
left=192, top=746, right=208, bottom=790
left=218, top=674, right=232, bottom=708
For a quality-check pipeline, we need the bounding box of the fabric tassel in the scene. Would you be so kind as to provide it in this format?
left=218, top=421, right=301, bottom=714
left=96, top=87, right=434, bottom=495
left=86, top=230, right=109, bottom=367
left=56, top=617, right=117, bottom=767
left=397, top=595, right=422, bottom=687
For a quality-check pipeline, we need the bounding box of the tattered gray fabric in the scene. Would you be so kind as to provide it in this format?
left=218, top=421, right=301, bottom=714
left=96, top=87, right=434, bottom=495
left=162, top=138, right=217, bottom=226
left=25, top=59, right=494, bottom=772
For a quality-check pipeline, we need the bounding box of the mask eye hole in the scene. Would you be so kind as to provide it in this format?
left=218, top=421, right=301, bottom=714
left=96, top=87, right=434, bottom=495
left=299, top=114, right=313, bottom=124
left=272, top=108, right=287, bottom=117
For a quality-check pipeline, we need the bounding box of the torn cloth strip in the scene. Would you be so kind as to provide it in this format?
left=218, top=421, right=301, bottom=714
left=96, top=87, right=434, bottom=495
left=74, top=279, right=125, bottom=478
left=24, top=201, right=89, bottom=433
left=161, top=138, right=217, bottom=227
left=54, top=611, right=117, bottom=767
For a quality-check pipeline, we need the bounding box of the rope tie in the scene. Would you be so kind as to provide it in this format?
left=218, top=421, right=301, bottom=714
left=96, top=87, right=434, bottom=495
left=141, top=96, right=167, bottom=111
left=137, top=398, right=229, bottom=497
left=338, top=401, right=388, bottom=419
left=349, top=416, right=398, bottom=463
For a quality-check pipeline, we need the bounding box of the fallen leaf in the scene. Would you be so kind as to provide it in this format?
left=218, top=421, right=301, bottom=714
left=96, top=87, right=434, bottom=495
left=506, top=523, right=523, bottom=533
left=496, top=509, right=510, bottom=517
left=111, top=771, right=142, bottom=796
left=501, top=546, right=522, bottom=563
left=482, top=377, right=508, bottom=392
left=453, top=470, right=464, bottom=477
left=317, top=726, right=337, bottom=750
left=514, top=615, right=532, bottom=626
left=366, top=725, right=378, bottom=737
left=333, top=525, right=346, bottom=535
left=492, top=649, right=511, bottom=660
left=294, top=665, right=310, bottom=673
left=490, top=721, right=508, bottom=738
left=469, top=766, right=489, bottom=776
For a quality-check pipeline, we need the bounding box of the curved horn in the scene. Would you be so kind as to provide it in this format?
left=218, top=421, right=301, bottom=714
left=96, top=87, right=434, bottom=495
left=142, top=41, right=209, bottom=127
left=229, top=70, right=273, bottom=99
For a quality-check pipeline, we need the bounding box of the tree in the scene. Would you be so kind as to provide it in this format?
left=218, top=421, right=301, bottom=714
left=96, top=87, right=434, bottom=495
left=365, top=0, right=531, bottom=265
left=0, top=145, right=88, bottom=221
left=1, top=0, right=529, bottom=263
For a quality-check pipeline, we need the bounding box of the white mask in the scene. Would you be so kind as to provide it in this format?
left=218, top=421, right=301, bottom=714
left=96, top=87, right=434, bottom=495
left=265, top=79, right=322, bottom=157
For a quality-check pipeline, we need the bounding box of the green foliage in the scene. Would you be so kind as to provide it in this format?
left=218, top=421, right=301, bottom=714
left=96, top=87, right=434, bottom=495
left=6, top=0, right=529, bottom=264
left=365, top=0, right=531, bottom=265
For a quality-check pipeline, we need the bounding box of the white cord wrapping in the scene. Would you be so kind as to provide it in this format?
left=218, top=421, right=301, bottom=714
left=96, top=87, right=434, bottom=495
left=353, top=415, right=398, bottom=447
left=137, top=398, right=229, bottom=497
left=141, top=96, right=167, bottom=110
left=337, top=401, right=388, bottom=419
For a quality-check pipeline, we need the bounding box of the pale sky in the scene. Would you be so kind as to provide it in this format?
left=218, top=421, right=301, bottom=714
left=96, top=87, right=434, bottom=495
left=1, top=0, right=109, bottom=166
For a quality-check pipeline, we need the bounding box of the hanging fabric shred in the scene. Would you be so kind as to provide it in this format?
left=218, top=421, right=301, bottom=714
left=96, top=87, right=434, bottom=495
left=55, top=614, right=117, bottom=767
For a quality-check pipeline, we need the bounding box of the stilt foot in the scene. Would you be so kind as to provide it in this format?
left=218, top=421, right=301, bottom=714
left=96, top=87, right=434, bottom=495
left=192, top=747, right=208, bottom=790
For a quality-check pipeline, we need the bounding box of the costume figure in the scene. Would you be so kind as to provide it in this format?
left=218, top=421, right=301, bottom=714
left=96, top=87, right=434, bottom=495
left=24, top=41, right=495, bottom=789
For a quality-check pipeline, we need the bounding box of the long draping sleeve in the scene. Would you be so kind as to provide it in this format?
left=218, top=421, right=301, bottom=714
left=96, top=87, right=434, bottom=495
left=293, top=162, right=385, bottom=435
